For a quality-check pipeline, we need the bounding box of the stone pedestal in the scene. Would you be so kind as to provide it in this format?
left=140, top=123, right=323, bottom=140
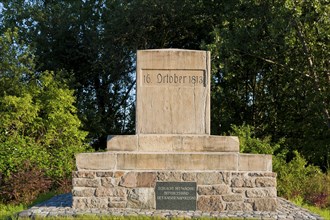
left=73, top=49, right=277, bottom=211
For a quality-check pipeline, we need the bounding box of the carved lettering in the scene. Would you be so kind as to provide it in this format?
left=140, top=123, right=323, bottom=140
left=142, top=70, right=206, bottom=87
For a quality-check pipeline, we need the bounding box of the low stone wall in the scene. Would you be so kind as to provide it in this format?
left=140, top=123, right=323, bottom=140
left=72, top=171, right=277, bottom=211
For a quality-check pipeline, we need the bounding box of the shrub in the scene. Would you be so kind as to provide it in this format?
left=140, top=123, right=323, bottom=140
left=231, top=124, right=330, bottom=208
left=0, top=161, right=52, bottom=204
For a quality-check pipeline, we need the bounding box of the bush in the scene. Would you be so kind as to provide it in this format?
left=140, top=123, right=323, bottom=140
left=0, top=29, right=90, bottom=204
left=0, top=161, right=52, bottom=205
left=231, top=124, right=330, bottom=208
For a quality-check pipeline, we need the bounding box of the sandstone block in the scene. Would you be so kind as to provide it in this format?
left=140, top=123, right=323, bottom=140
left=107, top=135, right=138, bottom=151
left=197, top=196, right=224, bottom=212
left=239, top=154, right=272, bottom=171
left=119, top=172, right=137, bottom=188
left=117, top=153, right=166, bottom=170
left=76, top=152, right=116, bottom=170
left=137, top=172, right=157, bottom=187
left=136, top=49, right=210, bottom=135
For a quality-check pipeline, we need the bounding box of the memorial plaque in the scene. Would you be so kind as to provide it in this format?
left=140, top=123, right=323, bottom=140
left=156, top=182, right=197, bottom=210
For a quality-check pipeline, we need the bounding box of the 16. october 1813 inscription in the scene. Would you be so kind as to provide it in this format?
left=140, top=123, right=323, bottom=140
left=142, top=70, right=206, bottom=86
left=156, top=182, right=197, bottom=210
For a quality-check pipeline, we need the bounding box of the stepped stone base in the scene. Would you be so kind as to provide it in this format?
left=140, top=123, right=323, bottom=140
left=72, top=170, right=277, bottom=211
left=76, top=152, right=272, bottom=172
left=73, top=135, right=277, bottom=211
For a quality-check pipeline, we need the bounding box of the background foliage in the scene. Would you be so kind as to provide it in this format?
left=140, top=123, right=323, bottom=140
left=0, top=0, right=329, bottom=206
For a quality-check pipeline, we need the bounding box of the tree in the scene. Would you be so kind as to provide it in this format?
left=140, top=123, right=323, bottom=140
left=0, top=29, right=89, bottom=180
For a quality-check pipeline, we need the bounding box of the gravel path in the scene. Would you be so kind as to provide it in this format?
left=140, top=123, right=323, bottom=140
left=18, top=193, right=324, bottom=219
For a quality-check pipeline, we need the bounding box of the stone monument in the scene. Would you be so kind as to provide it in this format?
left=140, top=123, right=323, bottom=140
left=72, top=49, right=277, bottom=211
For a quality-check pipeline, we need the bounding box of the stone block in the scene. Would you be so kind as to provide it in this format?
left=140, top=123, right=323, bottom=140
left=197, top=196, right=224, bottom=212
left=137, top=172, right=157, bottom=187
left=197, top=172, right=224, bottom=185
left=96, top=172, right=113, bottom=177
left=182, top=172, right=196, bottom=181
left=226, top=202, right=253, bottom=211
left=127, top=188, right=155, bottom=209
left=252, top=198, right=277, bottom=211
left=73, top=178, right=100, bottom=187
left=72, top=171, right=95, bottom=179
left=72, top=187, right=95, bottom=197
left=107, top=135, right=138, bottom=151
left=101, top=177, right=117, bottom=187
left=255, top=177, right=277, bottom=187
left=198, top=185, right=229, bottom=195
left=76, top=152, right=116, bottom=170
left=138, top=135, right=181, bottom=151
left=117, top=153, right=166, bottom=170
left=246, top=188, right=277, bottom=198
left=157, top=172, right=182, bottom=181
left=239, top=154, right=272, bottom=171
left=95, top=187, right=126, bottom=197
left=119, top=172, right=137, bottom=188
left=136, top=49, right=210, bottom=135
left=222, top=194, right=243, bottom=202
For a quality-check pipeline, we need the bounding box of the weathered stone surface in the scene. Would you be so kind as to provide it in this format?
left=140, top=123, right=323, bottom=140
left=76, top=152, right=116, bottom=170
left=255, top=177, right=277, bottom=187
left=96, top=172, right=113, bottom=177
left=226, top=202, right=253, bottom=211
left=157, top=172, right=181, bottom=181
left=252, top=198, right=277, bottom=211
left=73, top=178, right=100, bottom=187
left=222, top=194, right=243, bottom=202
left=72, top=187, right=95, bottom=197
left=239, top=154, right=272, bottom=171
left=197, top=196, right=223, bottom=212
left=73, top=197, right=109, bottom=209
left=127, top=188, right=155, bottom=209
left=72, top=171, right=95, bottom=179
left=119, top=172, right=137, bottom=188
left=182, top=172, right=196, bottom=181
left=136, top=49, right=210, bottom=135
left=246, top=188, right=277, bottom=198
left=107, top=135, right=239, bottom=152
left=101, top=177, right=116, bottom=187
left=198, top=185, right=229, bottom=195
left=197, top=172, right=223, bottom=185
left=107, top=135, right=138, bottom=151
left=137, top=172, right=157, bottom=187
left=95, top=187, right=126, bottom=197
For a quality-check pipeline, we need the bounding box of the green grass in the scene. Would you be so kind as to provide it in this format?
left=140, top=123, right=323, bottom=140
left=0, top=203, right=26, bottom=220
left=291, top=198, right=330, bottom=220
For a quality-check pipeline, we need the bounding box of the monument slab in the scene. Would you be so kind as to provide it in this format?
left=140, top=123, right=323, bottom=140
left=136, top=49, right=210, bottom=135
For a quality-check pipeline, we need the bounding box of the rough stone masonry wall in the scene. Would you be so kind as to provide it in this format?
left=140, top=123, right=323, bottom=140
left=72, top=171, right=277, bottom=211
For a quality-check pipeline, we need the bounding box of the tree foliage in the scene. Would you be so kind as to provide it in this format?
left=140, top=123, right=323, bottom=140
left=0, top=29, right=89, bottom=180
left=1, top=0, right=329, bottom=170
